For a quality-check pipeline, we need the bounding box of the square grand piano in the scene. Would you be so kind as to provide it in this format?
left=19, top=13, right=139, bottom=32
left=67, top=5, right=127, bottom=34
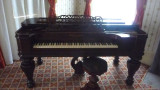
left=15, top=15, right=147, bottom=88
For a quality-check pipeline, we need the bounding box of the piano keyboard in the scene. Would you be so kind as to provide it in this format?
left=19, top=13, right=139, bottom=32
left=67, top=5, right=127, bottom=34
left=33, top=43, right=118, bottom=48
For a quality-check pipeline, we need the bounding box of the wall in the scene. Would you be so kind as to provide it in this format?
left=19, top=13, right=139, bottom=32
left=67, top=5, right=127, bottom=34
left=141, top=0, right=160, bottom=65
left=55, top=0, right=85, bottom=16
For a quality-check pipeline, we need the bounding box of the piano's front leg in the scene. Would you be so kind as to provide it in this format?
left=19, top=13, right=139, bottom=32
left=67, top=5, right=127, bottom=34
left=126, top=35, right=147, bottom=86
left=126, top=57, right=141, bottom=86
left=20, top=57, right=35, bottom=88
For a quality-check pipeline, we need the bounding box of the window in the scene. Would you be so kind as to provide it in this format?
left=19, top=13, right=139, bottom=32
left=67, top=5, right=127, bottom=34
left=91, top=0, right=136, bottom=25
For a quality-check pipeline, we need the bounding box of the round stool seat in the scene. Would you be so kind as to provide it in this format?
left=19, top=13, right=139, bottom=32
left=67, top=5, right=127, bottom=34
left=83, top=57, right=108, bottom=76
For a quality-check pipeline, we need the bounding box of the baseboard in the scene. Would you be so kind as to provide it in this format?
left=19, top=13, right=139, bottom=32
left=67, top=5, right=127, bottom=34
left=141, top=52, right=155, bottom=66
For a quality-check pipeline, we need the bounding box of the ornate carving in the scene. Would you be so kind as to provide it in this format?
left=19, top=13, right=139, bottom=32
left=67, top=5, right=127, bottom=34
left=47, top=15, right=105, bottom=31
left=48, top=15, right=103, bottom=25
left=56, top=15, right=103, bottom=23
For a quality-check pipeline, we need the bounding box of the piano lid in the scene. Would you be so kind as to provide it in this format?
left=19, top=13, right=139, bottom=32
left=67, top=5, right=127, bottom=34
left=20, top=15, right=142, bottom=34
left=21, top=15, right=125, bottom=28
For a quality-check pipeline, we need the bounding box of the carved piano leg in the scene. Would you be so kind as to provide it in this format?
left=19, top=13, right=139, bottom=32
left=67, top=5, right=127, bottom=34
left=20, top=57, right=35, bottom=88
left=113, top=56, right=119, bottom=66
left=37, top=57, right=43, bottom=65
left=71, top=57, right=84, bottom=75
left=126, top=58, right=141, bottom=86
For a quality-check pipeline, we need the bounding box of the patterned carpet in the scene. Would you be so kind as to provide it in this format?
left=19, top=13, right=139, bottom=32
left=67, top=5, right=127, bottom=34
left=0, top=57, right=157, bottom=90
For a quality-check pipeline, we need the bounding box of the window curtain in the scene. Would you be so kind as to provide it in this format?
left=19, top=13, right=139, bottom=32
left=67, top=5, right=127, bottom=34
left=84, top=0, right=92, bottom=16
left=0, top=0, right=13, bottom=65
left=48, top=0, right=56, bottom=18
left=134, top=0, right=147, bottom=27
left=0, top=47, right=5, bottom=68
left=0, top=0, right=47, bottom=65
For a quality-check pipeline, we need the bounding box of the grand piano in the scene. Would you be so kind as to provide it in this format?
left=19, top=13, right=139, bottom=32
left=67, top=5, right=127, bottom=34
left=15, top=15, right=147, bottom=88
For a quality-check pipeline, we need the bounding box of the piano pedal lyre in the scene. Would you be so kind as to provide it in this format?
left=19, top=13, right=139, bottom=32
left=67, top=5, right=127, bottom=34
left=37, top=57, right=43, bottom=65
left=71, top=57, right=85, bottom=75
left=113, top=56, right=119, bottom=66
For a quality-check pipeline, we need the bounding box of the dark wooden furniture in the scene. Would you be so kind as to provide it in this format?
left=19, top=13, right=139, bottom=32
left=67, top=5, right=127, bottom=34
left=15, top=15, right=147, bottom=88
left=81, top=57, right=108, bottom=90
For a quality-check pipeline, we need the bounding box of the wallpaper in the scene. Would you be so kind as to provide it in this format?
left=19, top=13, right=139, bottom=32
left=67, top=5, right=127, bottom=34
left=55, top=0, right=85, bottom=16
left=141, top=0, right=160, bottom=65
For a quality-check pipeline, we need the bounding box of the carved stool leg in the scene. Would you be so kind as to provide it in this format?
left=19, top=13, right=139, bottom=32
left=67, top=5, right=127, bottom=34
left=21, top=57, right=35, bottom=88
left=71, top=57, right=84, bottom=75
left=126, top=58, right=141, bottom=86
left=37, top=57, right=43, bottom=65
left=81, top=75, right=100, bottom=90
left=113, top=56, right=119, bottom=66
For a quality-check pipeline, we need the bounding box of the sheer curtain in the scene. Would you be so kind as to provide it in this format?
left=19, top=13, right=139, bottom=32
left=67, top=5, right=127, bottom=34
left=0, top=0, right=47, bottom=65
